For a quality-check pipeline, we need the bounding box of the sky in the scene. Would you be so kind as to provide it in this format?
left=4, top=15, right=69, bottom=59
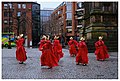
left=38, top=2, right=62, bottom=10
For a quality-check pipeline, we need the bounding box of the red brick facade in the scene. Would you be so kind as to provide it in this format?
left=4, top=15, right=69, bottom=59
left=2, top=2, right=33, bottom=47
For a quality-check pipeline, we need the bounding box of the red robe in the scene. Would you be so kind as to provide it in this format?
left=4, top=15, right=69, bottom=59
left=95, top=40, right=109, bottom=60
left=76, top=41, right=88, bottom=64
left=16, top=38, right=27, bottom=62
left=39, top=40, right=58, bottom=67
left=39, top=39, right=45, bottom=51
left=68, top=39, right=78, bottom=56
left=53, top=39, right=64, bottom=61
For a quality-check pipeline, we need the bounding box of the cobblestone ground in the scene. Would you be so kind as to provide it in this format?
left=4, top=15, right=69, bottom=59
left=2, top=48, right=118, bottom=79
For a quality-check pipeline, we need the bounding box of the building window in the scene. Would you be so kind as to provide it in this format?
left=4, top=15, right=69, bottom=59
left=66, top=2, right=72, bottom=11
left=4, top=20, right=8, bottom=24
left=18, top=4, right=21, bottom=8
left=67, top=28, right=72, bottom=33
left=17, top=12, right=21, bottom=16
left=102, top=6, right=110, bottom=12
left=9, top=12, right=12, bottom=17
left=22, top=4, right=26, bottom=9
left=66, top=20, right=72, bottom=26
left=4, top=27, right=9, bottom=32
left=66, top=12, right=72, bottom=19
left=4, top=4, right=8, bottom=9
left=58, top=10, right=60, bottom=14
left=58, top=10, right=62, bottom=14
left=4, top=12, right=8, bottom=17
left=9, top=20, right=13, bottom=25
left=8, top=3, right=12, bottom=9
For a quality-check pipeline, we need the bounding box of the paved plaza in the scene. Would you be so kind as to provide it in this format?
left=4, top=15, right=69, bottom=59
left=2, top=48, right=118, bottom=79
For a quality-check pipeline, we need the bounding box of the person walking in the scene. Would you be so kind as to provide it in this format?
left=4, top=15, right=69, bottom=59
left=53, top=36, right=64, bottom=62
left=16, top=34, right=27, bottom=64
left=94, top=36, right=109, bottom=61
left=39, top=35, right=58, bottom=69
left=68, top=37, right=78, bottom=57
left=76, top=37, right=88, bottom=66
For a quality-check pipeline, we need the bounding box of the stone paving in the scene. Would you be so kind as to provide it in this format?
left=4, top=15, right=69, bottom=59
left=2, top=48, right=118, bottom=79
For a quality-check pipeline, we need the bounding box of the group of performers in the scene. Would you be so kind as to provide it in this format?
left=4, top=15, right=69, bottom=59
left=38, top=35, right=64, bottom=69
left=15, top=34, right=109, bottom=69
left=68, top=36, right=109, bottom=66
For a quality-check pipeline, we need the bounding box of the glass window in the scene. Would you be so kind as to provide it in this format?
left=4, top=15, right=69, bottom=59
left=9, top=20, right=13, bottom=25
left=4, top=20, right=8, bottom=24
left=58, top=10, right=60, bottom=14
left=66, top=20, right=72, bottom=26
left=4, top=27, right=9, bottom=32
left=103, top=6, right=110, bottom=12
left=22, top=4, right=26, bottom=9
left=66, top=2, right=72, bottom=11
left=4, top=4, right=8, bottom=9
left=8, top=3, right=12, bottom=9
left=67, top=12, right=72, bottom=19
left=18, top=4, right=21, bottom=8
left=9, top=12, right=12, bottom=17
left=4, top=12, right=8, bottom=17
left=17, top=12, right=21, bottom=16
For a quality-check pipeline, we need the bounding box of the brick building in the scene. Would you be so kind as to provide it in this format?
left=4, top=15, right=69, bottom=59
left=50, top=1, right=118, bottom=52
left=49, top=2, right=79, bottom=43
left=2, top=2, right=40, bottom=47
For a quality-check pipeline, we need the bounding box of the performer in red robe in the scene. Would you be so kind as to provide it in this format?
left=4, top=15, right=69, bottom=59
left=16, top=34, right=27, bottom=64
left=76, top=37, right=88, bottom=66
left=68, top=37, right=78, bottom=57
left=39, top=35, right=58, bottom=69
left=53, top=36, right=64, bottom=62
left=95, top=36, right=109, bottom=61
left=38, top=35, right=46, bottom=51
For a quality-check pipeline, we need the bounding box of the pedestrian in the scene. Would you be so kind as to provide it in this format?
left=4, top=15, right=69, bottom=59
left=16, top=34, right=27, bottom=64
left=61, top=35, right=65, bottom=48
left=53, top=36, right=64, bottom=62
left=68, top=37, right=78, bottom=57
left=94, top=36, right=109, bottom=61
left=39, top=35, right=58, bottom=69
left=76, top=37, right=88, bottom=66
